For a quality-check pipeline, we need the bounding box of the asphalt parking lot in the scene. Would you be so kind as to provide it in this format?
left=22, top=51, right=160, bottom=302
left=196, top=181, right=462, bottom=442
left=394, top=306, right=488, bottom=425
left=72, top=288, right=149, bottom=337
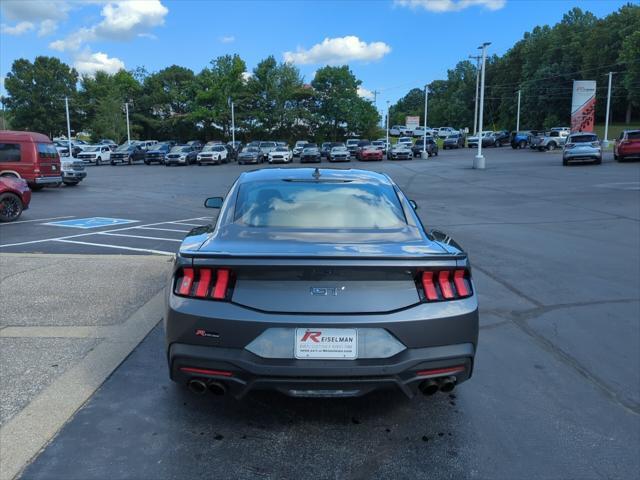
left=2, top=147, right=639, bottom=479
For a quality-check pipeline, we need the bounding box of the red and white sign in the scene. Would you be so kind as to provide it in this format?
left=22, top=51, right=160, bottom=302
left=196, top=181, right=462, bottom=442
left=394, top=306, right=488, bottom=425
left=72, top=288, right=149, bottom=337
left=571, top=80, right=596, bottom=133
left=295, top=328, right=357, bottom=359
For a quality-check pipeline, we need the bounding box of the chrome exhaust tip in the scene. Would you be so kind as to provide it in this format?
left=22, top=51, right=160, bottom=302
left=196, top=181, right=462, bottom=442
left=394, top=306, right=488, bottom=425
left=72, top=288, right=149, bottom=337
left=187, top=379, right=208, bottom=395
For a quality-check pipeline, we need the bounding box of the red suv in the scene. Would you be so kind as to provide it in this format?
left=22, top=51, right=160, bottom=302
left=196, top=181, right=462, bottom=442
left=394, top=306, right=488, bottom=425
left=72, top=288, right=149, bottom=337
left=0, top=176, right=31, bottom=222
left=0, top=131, right=62, bottom=190
left=614, top=130, right=640, bottom=162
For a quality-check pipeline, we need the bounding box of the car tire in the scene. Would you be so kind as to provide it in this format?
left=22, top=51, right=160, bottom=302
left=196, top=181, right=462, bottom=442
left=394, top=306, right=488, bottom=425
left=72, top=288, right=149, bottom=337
left=547, top=142, right=557, bottom=151
left=63, top=181, right=79, bottom=186
left=128, top=156, right=132, bottom=165
left=111, top=161, right=115, bottom=165
left=0, top=192, right=24, bottom=222
left=594, top=157, right=602, bottom=165
left=519, top=140, right=526, bottom=149
left=96, top=157, right=102, bottom=166
left=562, top=158, right=568, bottom=166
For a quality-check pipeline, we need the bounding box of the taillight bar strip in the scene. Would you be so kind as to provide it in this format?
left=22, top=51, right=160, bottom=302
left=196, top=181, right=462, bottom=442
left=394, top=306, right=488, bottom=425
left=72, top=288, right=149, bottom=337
left=175, top=267, right=232, bottom=301
left=420, top=269, right=471, bottom=302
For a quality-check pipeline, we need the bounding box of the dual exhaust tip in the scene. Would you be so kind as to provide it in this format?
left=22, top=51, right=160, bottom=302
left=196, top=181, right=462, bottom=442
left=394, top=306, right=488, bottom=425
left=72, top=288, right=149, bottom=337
left=418, top=376, right=457, bottom=396
left=187, top=379, right=227, bottom=396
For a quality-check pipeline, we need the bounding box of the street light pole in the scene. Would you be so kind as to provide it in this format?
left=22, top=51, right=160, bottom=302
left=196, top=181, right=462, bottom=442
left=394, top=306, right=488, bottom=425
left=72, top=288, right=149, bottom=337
left=125, top=102, right=131, bottom=145
left=469, top=55, right=481, bottom=135
left=231, top=99, right=235, bottom=145
left=422, top=85, right=429, bottom=159
left=604, top=71, right=614, bottom=145
left=65, top=96, right=72, bottom=157
left=386, top=100, right=390, bottom=158
left=474, top=42, right=490, bottom=170
left=516, top=89, right=521, bottom=132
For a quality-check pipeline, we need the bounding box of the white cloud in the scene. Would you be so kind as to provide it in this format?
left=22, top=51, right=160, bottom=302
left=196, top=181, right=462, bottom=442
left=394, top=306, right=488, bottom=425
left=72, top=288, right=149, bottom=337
left=74, top=50, right=126, bottom=76
left=394, top=0, right=506, bottom=12
left=1, top=0, right=71, bottom=38
left=49, top=0, right=168, bottom=51
left=1, top=21, right=35, bottom=35
left=283, top=36, right=391, bottom=65
left=357, top=86, right=375, bottom=100
left=138, top=32, right=157, bottom=39
left=220, top=35, right=235, bottom=44
left=38, top=19, right=58, bottom=36
left=241, top=71, right=253, bottom=82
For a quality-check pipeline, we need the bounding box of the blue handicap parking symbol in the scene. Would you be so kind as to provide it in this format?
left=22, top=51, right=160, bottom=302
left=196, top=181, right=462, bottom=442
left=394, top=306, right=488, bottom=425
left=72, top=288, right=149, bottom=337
left=43, top=217, right=138, bottom=229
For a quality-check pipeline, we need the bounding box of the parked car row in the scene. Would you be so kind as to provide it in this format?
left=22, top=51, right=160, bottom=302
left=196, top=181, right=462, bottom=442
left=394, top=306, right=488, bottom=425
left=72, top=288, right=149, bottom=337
left=389, top=126, right=460, bottom=138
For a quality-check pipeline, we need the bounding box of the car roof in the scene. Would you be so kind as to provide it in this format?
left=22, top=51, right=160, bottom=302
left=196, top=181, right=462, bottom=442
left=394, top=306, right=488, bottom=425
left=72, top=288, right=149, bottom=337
left=0, top=130, right=52, bottom=143
left=239, top=168, right=392, bottom=185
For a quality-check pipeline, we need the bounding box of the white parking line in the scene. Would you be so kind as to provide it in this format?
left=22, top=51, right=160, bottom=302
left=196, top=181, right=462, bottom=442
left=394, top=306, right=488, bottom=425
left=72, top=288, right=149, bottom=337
left=137, top=227, right=191, bottom=233
left=0, top=216, right=206, bottom=248
left=169, top=222, right=207, bottom=227
left=0, top=215, right=74, bottom=226
left=98, top=232, right=182, bottom=242
left=55, top=239, right=174, bottom=255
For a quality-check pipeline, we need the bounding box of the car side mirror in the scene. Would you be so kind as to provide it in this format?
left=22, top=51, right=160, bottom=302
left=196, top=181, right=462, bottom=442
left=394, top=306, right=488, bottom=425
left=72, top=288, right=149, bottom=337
left=204, top=197, right=224, bottom=209
left=409, top=200, right=418, bottom=210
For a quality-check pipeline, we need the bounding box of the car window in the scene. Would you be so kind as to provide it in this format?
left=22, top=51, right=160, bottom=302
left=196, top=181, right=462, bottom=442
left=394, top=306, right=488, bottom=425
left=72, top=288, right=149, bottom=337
left=235, top=181, right=406, bottom=229
left=627, top=131, right=640, bottom=140
left=37, top=143, right=58, bottom=159
left=0, top=143, right=21, bottom=162
left=570, top=135, right=597, bottom=143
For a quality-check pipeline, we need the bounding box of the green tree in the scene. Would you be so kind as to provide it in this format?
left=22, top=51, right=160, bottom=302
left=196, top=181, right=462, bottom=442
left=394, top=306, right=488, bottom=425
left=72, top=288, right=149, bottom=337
left=311, top=65, right=378, bottom=140
left=4, top=56, right=78, bottom=137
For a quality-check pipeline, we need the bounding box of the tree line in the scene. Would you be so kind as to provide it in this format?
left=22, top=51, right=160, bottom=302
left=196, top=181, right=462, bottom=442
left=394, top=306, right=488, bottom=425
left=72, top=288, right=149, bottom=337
left=2, top=55, right=380, bottom=144
left=1, top=4, right=638, bottom=142
left=389, top=5, right=639, bottom=131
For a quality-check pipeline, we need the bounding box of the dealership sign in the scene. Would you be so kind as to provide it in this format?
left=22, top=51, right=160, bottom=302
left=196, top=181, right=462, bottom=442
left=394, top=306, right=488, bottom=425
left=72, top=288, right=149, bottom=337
left=405, top=116, right=420, bottom=129
left=571, top=80, right=596, bottom=133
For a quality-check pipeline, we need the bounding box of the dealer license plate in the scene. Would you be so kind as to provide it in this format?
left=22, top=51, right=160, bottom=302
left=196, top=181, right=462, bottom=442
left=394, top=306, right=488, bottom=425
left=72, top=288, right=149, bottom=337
left=295, top=328, right=357, bottom=359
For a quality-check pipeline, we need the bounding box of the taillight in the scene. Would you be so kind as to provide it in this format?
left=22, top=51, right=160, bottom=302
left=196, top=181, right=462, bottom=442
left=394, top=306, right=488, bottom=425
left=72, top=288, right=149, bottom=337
left=419, top=269, right=472, bottom=302
left=174, top=268, right=233, bottom=301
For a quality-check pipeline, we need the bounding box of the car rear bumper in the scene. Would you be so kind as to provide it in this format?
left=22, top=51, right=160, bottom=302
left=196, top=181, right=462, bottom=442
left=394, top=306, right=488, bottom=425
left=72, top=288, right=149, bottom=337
left=62, top=171, right=87, bottom=180
left=169, top=341, right=475, bottom=398
left=33, top=176, right=63, bottom=185
left=563, top=151, right=601, bottom=161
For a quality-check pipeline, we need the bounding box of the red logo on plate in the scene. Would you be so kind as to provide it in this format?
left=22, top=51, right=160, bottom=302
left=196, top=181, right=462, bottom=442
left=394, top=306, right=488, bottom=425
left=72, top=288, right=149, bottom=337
left=195, top=329, right=206, bottom=337
left=301, top=331, right=321, bottom=343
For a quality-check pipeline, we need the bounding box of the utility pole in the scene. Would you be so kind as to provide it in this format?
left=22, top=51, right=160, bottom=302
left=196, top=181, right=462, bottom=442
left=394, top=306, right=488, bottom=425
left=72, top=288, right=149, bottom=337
left=422, top=85, right=429, bottom=159
left=386, top=100, right=390, bottom=158
left=125, top=102, right=131, bottom=145
left=469, top=54, right=481, bottom=135
left=516, top=89, right=521, bottom=132
left=65, top=96, right=72, bottom=157
left=372, top=89, right=381, bottom=127
left=474, top=42, right=490, bottom=170
left=604, top=72, right=614, bottom=145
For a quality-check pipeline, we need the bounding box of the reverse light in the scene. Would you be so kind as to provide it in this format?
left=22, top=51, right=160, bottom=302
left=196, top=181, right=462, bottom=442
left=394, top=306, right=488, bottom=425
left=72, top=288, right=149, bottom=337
left=420, top=269, right=472, bottom=302
left=175, top=268, right=233, bottom=301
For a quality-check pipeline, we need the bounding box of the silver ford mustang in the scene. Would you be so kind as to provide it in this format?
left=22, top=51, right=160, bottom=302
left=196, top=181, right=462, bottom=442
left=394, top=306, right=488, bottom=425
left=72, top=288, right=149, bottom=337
left=165, top=168, right=479, bottom=399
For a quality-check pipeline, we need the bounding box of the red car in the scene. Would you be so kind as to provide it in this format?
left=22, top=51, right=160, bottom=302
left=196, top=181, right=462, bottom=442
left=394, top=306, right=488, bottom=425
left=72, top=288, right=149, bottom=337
left=358, top=146, right=384, bottom=161
left=614, top=130, right=640, bottom=162
left=0, top=176, right=31, bottom=222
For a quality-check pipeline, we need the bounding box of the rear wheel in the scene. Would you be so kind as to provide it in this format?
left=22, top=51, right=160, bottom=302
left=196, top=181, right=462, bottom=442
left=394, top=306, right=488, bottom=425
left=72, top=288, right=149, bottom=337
left=519, top=140, right=526, bottom=149
left=63, top=181, right=79, bottom=186
left=96, top=157, right=102, bottom=166
left=594, top=157, right=602, bottom=165
left=547, top=142, right=557, bottom=151
left=29, top=184, right=44, bottom=191
left=0, top=192, right=23, bottom=222
left=562, top=158, right=568, bottom=166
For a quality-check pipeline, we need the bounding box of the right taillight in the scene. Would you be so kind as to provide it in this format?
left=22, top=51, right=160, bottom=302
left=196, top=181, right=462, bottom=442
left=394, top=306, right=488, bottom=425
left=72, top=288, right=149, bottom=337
left=174, top=268, right=233, bottom=301
left=420, top=269, right=472, bottom=302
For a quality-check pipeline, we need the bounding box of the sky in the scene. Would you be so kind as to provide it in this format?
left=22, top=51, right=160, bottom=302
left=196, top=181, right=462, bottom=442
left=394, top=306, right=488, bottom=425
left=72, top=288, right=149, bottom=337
left=0, top=0, right=631, bottom=115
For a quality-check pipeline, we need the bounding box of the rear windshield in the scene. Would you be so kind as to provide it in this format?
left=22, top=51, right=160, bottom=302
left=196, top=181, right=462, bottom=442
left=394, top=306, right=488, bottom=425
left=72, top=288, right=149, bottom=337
left=37, top=143, right=58, bottom=158
left=627, top=131, right=640, bottom=140
left=235, top=181, right=406, bottom=229
left=570, top=135, right=597, bottom=143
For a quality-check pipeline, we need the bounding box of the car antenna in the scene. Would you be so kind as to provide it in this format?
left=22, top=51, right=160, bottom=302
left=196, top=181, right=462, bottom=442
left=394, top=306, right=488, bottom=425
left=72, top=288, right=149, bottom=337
left=312, top=167, right=321, bottom=179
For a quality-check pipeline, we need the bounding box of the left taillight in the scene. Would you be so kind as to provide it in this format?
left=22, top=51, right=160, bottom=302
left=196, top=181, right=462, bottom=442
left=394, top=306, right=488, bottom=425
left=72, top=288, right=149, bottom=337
left=419, top=269, right=472, bottom=302
left=174, top=268, right=233, bottom=301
